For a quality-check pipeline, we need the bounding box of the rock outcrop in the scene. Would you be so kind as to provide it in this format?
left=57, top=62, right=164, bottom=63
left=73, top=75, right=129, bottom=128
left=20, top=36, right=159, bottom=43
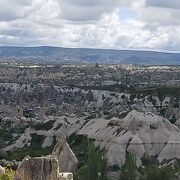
left=52, top=134, right=78, bottom=173
left=78, top=110, right=180, bottom=167
left=175, top=119, right=180, bottom=129
left=13, top=135, right=77, bottom=180
left=59, top=173, right=73, bottom=180
left=2, top=107, right=180, bottom=169
left=13, top=155, right=74, bottom=180
left=3, top=116, right=83, bottom=151
left=13, top=156, right=60, bottom=180
left=0, top=83, right=178, bottom=120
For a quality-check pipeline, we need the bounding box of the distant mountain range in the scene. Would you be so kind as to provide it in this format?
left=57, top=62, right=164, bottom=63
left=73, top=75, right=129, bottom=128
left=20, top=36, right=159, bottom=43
left=0, top=46, right=179, bottom=65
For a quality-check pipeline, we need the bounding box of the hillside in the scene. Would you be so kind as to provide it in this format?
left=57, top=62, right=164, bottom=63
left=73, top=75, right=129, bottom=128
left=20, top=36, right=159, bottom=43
left=0, top=46, right=180, bottom=65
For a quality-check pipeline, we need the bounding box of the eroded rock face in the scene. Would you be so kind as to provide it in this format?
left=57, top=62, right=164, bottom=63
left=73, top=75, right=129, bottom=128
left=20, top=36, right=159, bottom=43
left=52, top=134, right=78, bottom=173
left=0, top=83, right=179, bottom=121
left=3, top=116, right=83, bottom=151
left=13, top=135, right=77, bottom=180
left=13, top=155, right=74, bottom=180
left=78, top=110, right=180, bottom=167
left=175, top=119, right=180, bottom=129
left=3, top=109, right=180, bottom=169
left=13, top=156, right=60, bottom=180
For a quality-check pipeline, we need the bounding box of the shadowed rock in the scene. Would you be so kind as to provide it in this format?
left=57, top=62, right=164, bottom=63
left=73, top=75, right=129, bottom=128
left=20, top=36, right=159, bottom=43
left=13, top=135, right=77, bottom=180
left=52, top=134, right=78, bottom=173
left=78, top=110, right=180, bottom=167
left=13, top=156, right=60, bottom=180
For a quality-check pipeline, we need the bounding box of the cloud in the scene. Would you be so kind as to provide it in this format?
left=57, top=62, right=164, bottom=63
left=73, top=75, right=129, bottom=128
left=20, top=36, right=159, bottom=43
left=0, top=0, right=180, bottom=52
left=59, top=0, right=121, bottom=21
left=0, top=0, right=32, bottom=21
left=146, top=0, right=180, bottom=9
left=138, top=7, right=180, bottom=26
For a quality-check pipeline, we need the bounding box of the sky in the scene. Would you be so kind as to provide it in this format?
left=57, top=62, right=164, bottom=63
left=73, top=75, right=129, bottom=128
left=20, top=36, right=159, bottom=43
left=0, top=0, right=180, bottom=52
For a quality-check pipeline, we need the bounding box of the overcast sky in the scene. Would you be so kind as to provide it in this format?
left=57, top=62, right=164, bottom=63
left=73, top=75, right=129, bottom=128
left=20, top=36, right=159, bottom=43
left=0, top=0, right=180, bottom=52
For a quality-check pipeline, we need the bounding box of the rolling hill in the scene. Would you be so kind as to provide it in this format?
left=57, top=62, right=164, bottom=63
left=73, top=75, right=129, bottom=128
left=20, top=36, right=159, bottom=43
left=0, top=46, right=179, bottom=65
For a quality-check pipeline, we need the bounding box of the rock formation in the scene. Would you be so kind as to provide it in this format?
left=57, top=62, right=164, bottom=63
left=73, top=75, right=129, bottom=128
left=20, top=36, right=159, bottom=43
left=0, top=83, right=178, bottom=120
left=2, top=104, right=180, bottom=169
left=52, top=134, right=78, bottom=173
left=13, top=135, right=77, bottom=180
left=175, top=119, right=180, bottom=129
left=37, top=106, right=46, bottom=120
left=13, top=156, right=73, bottom=180
left=13, top=156, right=60, bottom=180
left=78, top=110, right=180, bottom=167
left=59, top=173, right=73, bottom=180
left=17, top=105, right=24, bottom=117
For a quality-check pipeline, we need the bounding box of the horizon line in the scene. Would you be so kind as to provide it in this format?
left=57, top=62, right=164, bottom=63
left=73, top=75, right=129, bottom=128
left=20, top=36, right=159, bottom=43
left=0, top=45, right=180, bottom=54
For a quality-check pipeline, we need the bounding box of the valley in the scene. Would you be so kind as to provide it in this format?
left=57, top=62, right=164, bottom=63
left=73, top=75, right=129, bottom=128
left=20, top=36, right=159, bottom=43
left=0, top=62, right=180, bottom=179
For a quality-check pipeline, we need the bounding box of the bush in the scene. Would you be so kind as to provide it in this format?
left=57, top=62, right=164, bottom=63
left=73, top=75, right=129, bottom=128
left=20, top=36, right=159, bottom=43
left=0, top=150, right=8, bottom=160
left=0, top=168, right=15, bottom=180
left=140, top=165, right=179, bottom=180
left=5, top=147, right=53, bottom=161
left=31, top=120, right=55, bottom=130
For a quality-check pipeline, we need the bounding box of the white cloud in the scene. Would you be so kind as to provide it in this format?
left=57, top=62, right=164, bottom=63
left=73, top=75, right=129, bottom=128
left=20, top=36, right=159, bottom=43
left=59, top=0, right=122, bottom=21
left=0, top=0, right=180, bottom=52
left=146, top=0, right=180, bottom=9
left=0, top=0, right=32, bottom=21
left=138, top=6, right=180, bottom=26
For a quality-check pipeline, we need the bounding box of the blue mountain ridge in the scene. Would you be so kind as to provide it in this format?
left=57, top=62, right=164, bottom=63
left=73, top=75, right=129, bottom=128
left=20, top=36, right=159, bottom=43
left=0, top=46, right=179, bottom=65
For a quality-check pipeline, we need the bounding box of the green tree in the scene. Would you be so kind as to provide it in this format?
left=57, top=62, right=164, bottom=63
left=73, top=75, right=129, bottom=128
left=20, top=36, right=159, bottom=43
left=76, top=141, right=107, bottom=180
left=120, top=154, right=136, bottom=180
left=139, top=156, right=180, bottom=180
left=140, top=165, right=178, bottom=180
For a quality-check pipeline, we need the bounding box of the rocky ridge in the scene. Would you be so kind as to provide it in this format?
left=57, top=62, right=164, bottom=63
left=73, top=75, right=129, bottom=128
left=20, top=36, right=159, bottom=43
left=2, top=110, right=180, bottom=168
left=0, top=83, right=179, bottom=120
left=0, top=83, right=180, bottom=168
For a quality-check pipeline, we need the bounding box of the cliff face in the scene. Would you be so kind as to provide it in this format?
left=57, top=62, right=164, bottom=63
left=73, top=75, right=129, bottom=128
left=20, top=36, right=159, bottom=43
left=78, top=110, right=180, bottom=166
left=13, top=157, right=73, bottom=180
left=13, top=156, right=60, bottom=180
left=52, top=134, right=78, bottom=173
left=3, top=110, right=180, bottom=168
left=0, top=83, right=179, bottom=120
left=0, top=84, right=179, bottom=168
left=13, top=135, right=76, bottom=180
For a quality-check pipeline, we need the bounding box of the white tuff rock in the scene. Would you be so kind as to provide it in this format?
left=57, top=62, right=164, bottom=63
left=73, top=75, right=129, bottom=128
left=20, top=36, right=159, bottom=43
left=52, top=134, right=78, bottom=173
left=78, top=110, right=180, bottom=167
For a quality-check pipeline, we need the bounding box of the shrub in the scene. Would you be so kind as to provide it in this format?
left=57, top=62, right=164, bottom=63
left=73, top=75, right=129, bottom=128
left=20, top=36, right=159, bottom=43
left=0, top=168, right=15, bottom=180
left=6, top=147, right=53, bottom=161
left=140, top=165, right=179, bottom=180
left=31, top=120, right=55, bottom=130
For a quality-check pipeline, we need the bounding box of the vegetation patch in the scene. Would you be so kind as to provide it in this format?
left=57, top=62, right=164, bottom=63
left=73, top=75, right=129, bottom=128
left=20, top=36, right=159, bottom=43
left=0, top=129, right=12, bottom=141
left=0, top=168, right=15, bottom=180
left=32, top=120, right=55, bottom=130
left=68, top=135, right=108, bottom=180
left=1, top=133, right=57, bottom=161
